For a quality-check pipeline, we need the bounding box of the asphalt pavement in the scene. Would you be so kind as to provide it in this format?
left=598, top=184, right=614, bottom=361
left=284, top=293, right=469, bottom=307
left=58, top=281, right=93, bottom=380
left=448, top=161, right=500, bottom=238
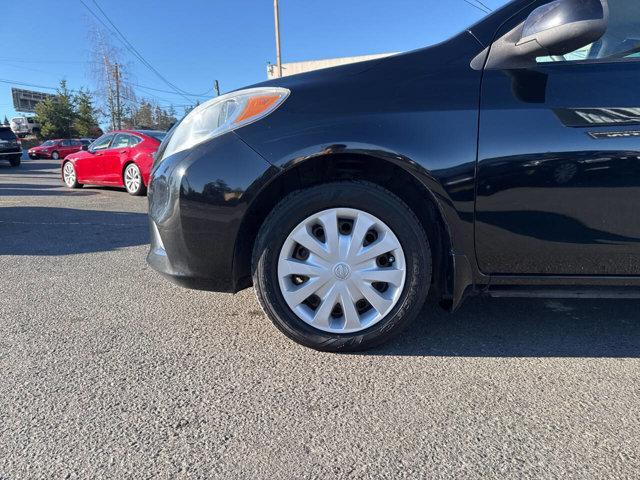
left=0, top=155, right=639, bottom=479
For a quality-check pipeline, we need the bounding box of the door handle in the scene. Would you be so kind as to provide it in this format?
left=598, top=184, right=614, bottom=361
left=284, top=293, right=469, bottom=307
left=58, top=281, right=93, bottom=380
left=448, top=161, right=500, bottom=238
left=119, top=150, right=127, bottom=153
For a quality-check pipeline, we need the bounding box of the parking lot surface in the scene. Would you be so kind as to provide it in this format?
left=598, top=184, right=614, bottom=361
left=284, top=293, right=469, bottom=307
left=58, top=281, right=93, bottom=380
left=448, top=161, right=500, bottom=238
left=1, top=156, right=639, bottom=479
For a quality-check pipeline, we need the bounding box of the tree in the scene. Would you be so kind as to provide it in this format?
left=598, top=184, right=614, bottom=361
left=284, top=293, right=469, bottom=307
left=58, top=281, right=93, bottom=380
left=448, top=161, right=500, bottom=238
left=135, top=101, right=154, bottom=128
left=34, top=80, right=76, bottom=138
left=184, top=101, right=200, bottom=116
left=122, top=99, right=177, bottom=130
left=88, top=25, right=135, bottom=131
left=153, top=104, right=177, bottom=131
left=73, top=89, right=100, bottom=137
left=2, top=116, right=8, bottom=126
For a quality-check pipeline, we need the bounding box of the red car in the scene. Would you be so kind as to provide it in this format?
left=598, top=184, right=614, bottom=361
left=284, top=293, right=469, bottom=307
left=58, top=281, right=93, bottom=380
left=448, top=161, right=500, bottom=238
left=61, top=130, right=166, bottom=196
left=29, top=139, right=84, bottom=160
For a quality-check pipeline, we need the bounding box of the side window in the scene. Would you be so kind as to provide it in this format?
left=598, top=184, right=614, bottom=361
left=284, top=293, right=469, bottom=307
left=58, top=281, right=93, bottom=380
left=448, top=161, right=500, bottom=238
left=129, top=135, right=142, bottom=146
left=112, top=134, right=131, bottom=149
left=91, top=134, right=114, bottom=151
left=61, top=139, right=71, bottom=146
left=537, top=0, right=640, bottom=63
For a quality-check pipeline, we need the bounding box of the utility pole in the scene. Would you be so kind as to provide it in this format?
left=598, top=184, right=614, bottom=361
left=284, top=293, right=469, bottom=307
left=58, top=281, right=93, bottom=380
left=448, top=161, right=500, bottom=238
left=214, top=80, right=220, bottom=97
left=114, top=63, right=122, bottom=129
left=273, top=0, right=283, bottom=78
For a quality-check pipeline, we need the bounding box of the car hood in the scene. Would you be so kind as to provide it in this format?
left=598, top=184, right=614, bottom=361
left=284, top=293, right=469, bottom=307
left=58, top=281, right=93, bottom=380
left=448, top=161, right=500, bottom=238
left=247, top=54, right=390, bottom=91
left=243, top=30, right=480, bottom=94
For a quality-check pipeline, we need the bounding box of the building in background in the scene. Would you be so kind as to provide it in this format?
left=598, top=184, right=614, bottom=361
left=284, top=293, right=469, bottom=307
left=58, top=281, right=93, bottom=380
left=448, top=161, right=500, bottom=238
left=267, top=53, right=397, bottom=79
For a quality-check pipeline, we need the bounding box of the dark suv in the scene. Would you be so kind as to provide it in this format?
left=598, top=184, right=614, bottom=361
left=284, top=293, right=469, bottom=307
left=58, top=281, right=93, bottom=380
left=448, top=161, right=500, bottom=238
left=0, top=127, right=22, bottom=167
left=148, top=0, right=640, bottom=351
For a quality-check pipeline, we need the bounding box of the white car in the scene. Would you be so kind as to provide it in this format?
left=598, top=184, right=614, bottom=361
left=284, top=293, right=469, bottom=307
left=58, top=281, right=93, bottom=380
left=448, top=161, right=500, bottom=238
left=10, top=116, right=40, bottom=137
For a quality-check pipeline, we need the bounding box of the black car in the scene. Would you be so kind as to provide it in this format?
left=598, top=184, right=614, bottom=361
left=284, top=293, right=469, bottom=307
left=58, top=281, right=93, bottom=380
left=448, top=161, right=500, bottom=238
left=0, top=126, right=22, bottom=167
left=148, top=0, right=640, bottom=351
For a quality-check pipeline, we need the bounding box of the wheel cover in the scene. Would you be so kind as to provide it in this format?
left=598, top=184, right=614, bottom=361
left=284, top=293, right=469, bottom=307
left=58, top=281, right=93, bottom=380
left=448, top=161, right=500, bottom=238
left=63, top=163, right=75, bottom=187
left=124, top=164, right=141, bottom=192
left=277, top=208, right=406, bottom=334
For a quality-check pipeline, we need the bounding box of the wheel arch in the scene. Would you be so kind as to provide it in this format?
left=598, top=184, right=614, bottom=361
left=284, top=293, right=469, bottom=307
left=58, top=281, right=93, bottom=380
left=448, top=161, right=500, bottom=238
left=233, top=153, right=457, bottom=305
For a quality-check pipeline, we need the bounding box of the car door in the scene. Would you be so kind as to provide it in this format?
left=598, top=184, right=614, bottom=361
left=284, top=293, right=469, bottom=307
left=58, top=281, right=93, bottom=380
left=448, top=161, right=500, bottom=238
left=75, top=134, right=114, bottom=183
left=69, top=139, right=83, bottom=156
left=475, top=0, right=640, bottom=276
left=102, top=133, right=133, bottom=184
left=59, top=139, right=74, bottom=158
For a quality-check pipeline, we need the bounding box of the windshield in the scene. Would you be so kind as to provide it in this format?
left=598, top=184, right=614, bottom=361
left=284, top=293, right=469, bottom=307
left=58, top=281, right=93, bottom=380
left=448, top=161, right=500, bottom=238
left=41, top=140, right=56, bottom=147
left=11, top=117, right=25, bottom=125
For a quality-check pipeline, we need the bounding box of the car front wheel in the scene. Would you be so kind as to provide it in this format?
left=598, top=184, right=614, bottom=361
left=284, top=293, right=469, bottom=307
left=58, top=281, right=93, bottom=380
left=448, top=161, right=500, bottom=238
left=51, top=151, right=60, bottom=160
left=62, top=161, right=82, bottom=188
left=252, top=181, right=432, bottom=352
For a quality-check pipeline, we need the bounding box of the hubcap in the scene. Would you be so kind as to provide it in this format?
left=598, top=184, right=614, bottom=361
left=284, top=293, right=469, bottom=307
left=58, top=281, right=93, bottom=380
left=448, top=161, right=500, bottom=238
left=63, top=163, right=75, bottom=187
left=277, top=208, right=406, bottom=334
left=124, top=165, right=141, bottom=192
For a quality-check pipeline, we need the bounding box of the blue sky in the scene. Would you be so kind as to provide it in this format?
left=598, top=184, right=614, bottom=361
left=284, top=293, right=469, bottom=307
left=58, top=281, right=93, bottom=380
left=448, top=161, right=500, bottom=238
left=1, top=0, right=507, bottom=121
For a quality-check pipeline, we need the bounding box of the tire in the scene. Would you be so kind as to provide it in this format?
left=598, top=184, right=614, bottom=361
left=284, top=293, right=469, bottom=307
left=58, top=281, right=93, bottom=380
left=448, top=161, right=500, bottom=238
left=62, top=161, right=82, bottom=188
left=51, top=151, right=60, bottom=160
left=252, top=181, right=432, bottom=352
left=123, top=163, right=146, bottom=196
left=9, top=156, right=20, bottom=167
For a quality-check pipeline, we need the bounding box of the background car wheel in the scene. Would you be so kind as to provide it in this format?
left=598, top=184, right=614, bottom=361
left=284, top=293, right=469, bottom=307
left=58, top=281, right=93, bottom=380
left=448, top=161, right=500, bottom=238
left=252, top=181, right=432, bottom=352
left=123, top=163, right=146, bottom=196
left=62, top=161, right=82, bottom=188
left=9, top=157, right=20, bottom=167
left=51, top=151, right=60, bottom=160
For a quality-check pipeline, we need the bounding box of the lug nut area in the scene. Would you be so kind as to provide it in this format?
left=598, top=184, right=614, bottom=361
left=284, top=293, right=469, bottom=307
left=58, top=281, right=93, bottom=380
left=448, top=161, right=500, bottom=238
left=312, top=224, right=326, bottom=242
left=338, top=219, right=353, bottom=235
left=331, top=303, right=344, bottom=318
left=294, top=245, right=309, bottom=260
left=376, top=254, right=394, bottom=268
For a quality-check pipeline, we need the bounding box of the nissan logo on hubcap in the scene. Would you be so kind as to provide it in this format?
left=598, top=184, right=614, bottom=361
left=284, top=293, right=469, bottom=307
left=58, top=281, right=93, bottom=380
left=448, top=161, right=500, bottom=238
left=333, top=263, right=351, bottom=280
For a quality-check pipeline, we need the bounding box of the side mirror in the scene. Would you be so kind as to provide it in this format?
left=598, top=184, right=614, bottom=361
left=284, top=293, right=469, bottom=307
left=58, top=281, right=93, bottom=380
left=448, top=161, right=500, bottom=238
left=477, top=0, right=608, bottom=70
left=82, top=145, right=89, bottom=151
left=520, top=0, right=608, bottom=56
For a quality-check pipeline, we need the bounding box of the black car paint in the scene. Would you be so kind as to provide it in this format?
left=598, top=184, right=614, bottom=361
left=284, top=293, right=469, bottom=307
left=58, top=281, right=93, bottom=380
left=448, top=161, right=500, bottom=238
left=0, top=127, right=22, bottom=164
left=147, top=0, right=640, bottom=308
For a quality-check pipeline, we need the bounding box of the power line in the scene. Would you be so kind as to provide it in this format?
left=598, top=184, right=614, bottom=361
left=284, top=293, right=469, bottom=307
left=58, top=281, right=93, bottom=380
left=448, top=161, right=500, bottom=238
left=1, top=61, right=213, bottom=99
left=460, top=0, right=491, bottom=14
left=0, top=57, right=101, bottom=65
left=0, top=78, right=195, bottom=111
left=79, top=0, right=198, bottom=103
left=473, top=0, right=492, bottom=12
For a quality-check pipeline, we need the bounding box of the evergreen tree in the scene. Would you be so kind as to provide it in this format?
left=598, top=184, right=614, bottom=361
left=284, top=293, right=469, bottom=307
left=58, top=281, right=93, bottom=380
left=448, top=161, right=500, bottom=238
left=135, top=101, right=154, bottom=128
left=35, top=80, right=76, bottom=138
left=73, top=89, right=100, bottom=137
left=2, top=115, right=8, bottom=126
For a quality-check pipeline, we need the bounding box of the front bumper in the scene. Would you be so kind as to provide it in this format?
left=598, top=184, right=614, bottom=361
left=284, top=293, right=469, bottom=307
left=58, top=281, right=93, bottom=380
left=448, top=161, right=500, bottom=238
left=146, top=132, right=278, bottom=292
left=0, top=149, right=21, bottom=160
left=30, top=150, right=51, bottom=158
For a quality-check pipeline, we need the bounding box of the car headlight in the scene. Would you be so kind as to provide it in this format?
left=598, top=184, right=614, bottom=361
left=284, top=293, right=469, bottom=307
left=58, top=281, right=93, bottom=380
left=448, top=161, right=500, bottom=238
left=162, top=87, right=290, bottom=159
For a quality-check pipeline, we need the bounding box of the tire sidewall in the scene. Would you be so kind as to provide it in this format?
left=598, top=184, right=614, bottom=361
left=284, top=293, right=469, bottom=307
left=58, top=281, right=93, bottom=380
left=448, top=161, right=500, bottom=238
left=253, top=182, right=431, bottom=351
left=124, top=163, right=144, bottom=195
left=52, top=151, right=59, bottom=160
